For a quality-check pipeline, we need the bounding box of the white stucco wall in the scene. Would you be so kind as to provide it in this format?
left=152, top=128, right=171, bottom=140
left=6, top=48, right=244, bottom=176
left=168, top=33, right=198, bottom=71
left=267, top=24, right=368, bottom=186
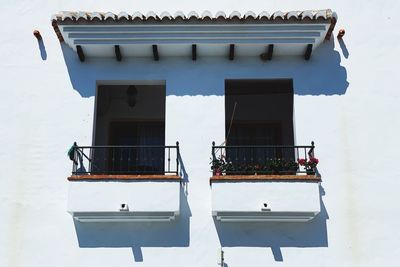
left=1, top=1, right=400, bottom=267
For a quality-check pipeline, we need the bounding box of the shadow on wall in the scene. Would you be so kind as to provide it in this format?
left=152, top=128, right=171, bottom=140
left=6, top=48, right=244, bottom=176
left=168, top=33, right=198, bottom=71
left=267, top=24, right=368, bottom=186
left=213, top=185, right=328, bottom=263
left=178, top=154, right=189, bottom=195
left=73, top=185, right=191, bottom=262
left=338, top=38, right=349, bottom=59
left=60, top=39, right=348, bottom=97
left=37, top=39, right=47, bottom=60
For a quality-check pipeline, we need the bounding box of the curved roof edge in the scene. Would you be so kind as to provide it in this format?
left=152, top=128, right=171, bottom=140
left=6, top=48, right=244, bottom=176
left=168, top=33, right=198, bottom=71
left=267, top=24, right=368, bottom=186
left=52, top=10, right=337, bottom=24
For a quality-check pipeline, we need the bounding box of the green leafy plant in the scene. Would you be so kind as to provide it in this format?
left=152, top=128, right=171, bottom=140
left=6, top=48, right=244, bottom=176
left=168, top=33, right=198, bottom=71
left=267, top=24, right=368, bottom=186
left=265, top=158, right=298, bottom=174
left=210, top=156, right=232, bottom=175
left=210, top=157, right=299, bottom=175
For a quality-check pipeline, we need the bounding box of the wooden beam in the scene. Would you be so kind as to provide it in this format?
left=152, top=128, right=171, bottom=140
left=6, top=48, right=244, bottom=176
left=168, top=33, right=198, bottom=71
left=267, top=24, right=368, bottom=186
left=152, top=45, right=159, bottom=61
left=304, top=44, right=313, bottom=60
left=76, top=45, right=85, bottom=62
left=229, top=44, right=235, bottom=60
left=115, top=45, right=122, bottom=61
left=260, top=44, right=273, bottom=61
left=192, top=44, right=197, bottom=61
left=266, top=44, right=274, bottom=60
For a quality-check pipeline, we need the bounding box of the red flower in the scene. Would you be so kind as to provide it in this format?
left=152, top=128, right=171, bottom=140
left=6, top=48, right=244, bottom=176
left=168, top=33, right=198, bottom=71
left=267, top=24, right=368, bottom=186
left=309, top=157, right=319, bottom=164
left=298, top=158, right=306, bottom=166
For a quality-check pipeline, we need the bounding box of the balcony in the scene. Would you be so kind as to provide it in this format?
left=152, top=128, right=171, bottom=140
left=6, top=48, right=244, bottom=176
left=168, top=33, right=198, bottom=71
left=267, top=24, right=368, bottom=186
left=210, top=142, right=321, bottom=222
left=67, top=143, right=181, bottom=222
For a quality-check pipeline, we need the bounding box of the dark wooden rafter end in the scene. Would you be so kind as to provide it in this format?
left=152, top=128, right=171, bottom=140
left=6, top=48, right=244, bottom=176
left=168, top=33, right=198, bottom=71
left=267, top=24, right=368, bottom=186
left=76, top=45, right=85, bottom=62
left=304, top=44, right=313, bottom=60
left=115, top=45, right=122, bottom=61
left=152, top=44, right=159, bottom=61
left=229, top=44, right=235, bottom=60
left=267, top=44, right=274, bottom=60
left=192, top=44, right=197, bottom=61
left=260, top=44, right=274, bottom=61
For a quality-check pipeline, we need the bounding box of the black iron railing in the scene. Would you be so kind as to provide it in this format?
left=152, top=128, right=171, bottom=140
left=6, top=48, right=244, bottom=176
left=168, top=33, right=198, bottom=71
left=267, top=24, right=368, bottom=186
left=211, top=141, right=317, bottom=175
left=69, top=142, right=180, bottom=175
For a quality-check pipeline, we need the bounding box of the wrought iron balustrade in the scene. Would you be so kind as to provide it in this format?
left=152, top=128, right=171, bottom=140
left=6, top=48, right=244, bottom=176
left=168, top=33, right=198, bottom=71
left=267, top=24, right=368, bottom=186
left=69, top=142, right=179, bottom=175
left=211, top=141, right=317, bottom=175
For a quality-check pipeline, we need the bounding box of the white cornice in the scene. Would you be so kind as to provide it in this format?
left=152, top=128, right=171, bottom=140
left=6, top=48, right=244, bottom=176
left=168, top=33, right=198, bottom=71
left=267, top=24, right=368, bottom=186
left=58, top=23, right=330, bottom=58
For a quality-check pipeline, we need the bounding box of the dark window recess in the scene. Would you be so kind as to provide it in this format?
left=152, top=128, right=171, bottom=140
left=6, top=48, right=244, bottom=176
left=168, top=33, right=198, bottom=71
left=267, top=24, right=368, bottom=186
left=224, top=79, right=295, bottom=165
left=227, top=123, right=282, bottom=146
left=107, top=122, right=164, bottom=174
left=109, top=121, right=165, bottom=146
left=226, top=123, right=284, bottom=163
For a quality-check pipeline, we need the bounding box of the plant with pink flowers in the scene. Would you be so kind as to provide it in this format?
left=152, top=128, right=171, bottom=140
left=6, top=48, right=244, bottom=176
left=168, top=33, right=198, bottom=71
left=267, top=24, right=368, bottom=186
left=298, top=157, right=319, bottom=174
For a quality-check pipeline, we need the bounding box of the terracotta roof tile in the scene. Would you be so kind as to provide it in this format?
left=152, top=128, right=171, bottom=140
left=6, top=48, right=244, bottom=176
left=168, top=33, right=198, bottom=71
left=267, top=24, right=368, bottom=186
left=52, top=9, right=337, bottom=23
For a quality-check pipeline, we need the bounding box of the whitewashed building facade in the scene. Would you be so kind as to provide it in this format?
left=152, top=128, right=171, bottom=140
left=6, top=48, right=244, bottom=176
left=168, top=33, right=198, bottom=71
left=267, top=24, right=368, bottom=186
left=1, top=1, right=399, bottom=267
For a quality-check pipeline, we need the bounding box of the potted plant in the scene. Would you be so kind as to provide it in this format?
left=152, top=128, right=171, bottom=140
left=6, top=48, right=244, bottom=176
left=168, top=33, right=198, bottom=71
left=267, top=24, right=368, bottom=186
left=211, top=156, right=232, bottom=176
left=267, top=158, right=285, bottom=174
left=298, top=157, right=319, bottom=175
left=265, top=158, right=299, bottom=175
left=284, top=160, right=299, bottom=175
left=253, top=164, right=263, bottom=175
left=211, top=157, right=224, bottom=176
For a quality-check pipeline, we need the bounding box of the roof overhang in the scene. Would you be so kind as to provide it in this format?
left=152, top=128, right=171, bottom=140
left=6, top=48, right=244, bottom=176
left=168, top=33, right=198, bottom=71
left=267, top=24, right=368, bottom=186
left=52, top=10, right=337, bottom=60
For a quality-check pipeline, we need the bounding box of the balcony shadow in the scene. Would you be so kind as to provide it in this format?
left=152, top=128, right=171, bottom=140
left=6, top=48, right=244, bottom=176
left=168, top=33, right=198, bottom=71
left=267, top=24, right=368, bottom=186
left=178, top=153, right=189, bottom=195
left=60, top=39, right=348, bottom=97
left=213, top=185, right=328, bottom=262
left=72, top=185, right=191, bottom=262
